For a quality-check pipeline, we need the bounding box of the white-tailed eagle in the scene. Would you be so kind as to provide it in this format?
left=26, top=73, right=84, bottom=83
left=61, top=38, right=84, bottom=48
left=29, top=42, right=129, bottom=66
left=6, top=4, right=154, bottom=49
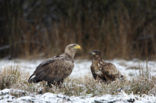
left=90, top=50, right=124, bottom=83
left=28, top=44, right=81, bottom=86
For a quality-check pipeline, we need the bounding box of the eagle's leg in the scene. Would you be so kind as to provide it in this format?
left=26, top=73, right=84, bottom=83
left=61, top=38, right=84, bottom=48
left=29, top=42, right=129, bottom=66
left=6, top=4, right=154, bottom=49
left=47, top=82, right=52, bottom=87
left=57, top=79, right=64, bottom=85
left=96, top=76, right=103, bottom=83
left=54, top=79, right=64, bottom=88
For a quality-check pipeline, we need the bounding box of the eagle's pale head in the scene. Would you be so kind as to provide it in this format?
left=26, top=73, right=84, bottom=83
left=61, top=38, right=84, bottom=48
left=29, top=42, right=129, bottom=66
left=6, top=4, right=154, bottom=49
left=89, top=50, right=101, bottom=59
left=65, top=44, right=81, bottom=58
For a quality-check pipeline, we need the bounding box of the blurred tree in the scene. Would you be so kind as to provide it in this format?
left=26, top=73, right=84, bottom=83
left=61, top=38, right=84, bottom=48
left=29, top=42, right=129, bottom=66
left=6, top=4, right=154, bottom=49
left=0, top=0, right=155, bottom=59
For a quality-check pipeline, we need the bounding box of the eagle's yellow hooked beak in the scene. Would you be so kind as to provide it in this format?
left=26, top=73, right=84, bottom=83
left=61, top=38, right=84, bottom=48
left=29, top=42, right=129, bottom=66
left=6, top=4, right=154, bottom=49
left=74, top=44, right=81, bottom=50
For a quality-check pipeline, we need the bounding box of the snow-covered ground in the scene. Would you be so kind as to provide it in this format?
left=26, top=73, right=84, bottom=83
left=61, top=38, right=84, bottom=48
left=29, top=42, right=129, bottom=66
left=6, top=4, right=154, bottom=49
left=0, top=88, right=156, bottom=103
left=0, top=59, right=156, bottom=103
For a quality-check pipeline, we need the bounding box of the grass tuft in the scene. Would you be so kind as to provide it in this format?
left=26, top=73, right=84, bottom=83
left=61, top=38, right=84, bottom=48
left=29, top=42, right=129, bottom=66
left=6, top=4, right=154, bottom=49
left=0, top=66, right=21, bottom=89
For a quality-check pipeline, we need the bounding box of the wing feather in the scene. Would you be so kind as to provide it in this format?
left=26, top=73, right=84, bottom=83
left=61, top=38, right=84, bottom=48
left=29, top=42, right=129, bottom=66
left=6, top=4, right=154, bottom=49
left=91, top=65, right=97, bottom=79
left=33, top=55, right=74, bottom=82
left=101, top=63, right=121, bottom=80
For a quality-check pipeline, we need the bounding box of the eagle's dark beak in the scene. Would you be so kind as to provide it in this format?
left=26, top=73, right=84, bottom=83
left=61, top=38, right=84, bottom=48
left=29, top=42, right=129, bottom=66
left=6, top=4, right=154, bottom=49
left=89, top=51, right=96, bottom=55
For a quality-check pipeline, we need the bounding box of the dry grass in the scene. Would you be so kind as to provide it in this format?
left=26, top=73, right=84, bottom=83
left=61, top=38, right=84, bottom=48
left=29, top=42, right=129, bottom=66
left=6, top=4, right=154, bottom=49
left=0, top=66, right=21, bottom=89
left=0, top=66, right=155, bottom=97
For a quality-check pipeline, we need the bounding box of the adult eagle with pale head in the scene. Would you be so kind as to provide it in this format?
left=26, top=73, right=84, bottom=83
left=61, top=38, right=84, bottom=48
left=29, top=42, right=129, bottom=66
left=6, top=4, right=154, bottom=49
left=90, top=50, right=125, bottom=83
left=28, top=44, right=81, bottom=86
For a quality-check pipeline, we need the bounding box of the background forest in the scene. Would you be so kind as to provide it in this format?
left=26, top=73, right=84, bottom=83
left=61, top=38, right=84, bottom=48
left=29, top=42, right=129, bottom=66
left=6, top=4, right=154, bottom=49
left=0, top=0, right=156, bottom=59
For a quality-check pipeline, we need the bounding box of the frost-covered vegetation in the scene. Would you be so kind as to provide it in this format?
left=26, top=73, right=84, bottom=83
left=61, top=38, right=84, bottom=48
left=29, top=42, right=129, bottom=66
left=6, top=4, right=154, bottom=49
left=0, top=59, right=156, bottom=103
left=0, top=67, right=155, bottom=96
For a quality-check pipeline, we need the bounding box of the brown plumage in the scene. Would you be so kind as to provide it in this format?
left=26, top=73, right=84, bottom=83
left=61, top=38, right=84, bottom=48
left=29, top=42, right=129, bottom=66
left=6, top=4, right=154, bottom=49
left=90, top=50, right=124, bottom=83
left=28, top=44, right=81, bottom=86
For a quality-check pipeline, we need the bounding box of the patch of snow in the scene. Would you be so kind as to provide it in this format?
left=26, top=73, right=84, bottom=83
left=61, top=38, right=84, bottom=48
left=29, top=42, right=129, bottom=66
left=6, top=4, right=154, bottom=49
left=0, top=89, right=156, bottom=103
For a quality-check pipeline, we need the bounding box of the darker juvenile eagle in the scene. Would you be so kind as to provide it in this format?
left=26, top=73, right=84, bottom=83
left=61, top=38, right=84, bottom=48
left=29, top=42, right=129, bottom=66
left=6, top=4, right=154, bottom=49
left=90, top=50, right=124, bottom=83
left=28, top=44, right=81, bottom=86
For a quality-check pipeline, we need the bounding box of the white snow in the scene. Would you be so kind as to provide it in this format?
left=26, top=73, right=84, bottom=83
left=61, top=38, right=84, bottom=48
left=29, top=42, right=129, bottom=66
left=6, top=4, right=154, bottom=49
left=0, top=59, right=156, bottom=103
left=0, top=89, right=156, bottom=103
